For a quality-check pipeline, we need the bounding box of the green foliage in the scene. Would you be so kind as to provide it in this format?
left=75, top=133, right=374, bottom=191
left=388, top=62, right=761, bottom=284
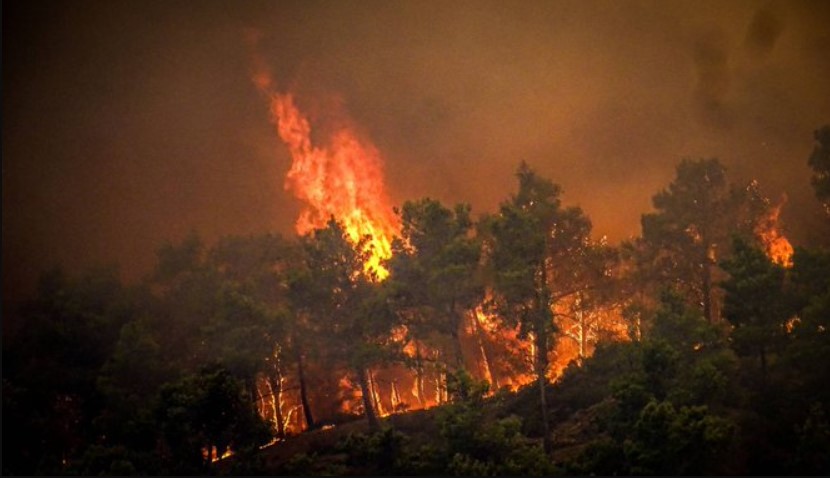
left=571, top=399, right=734, bottom=475
left=389, top=198, right=483, bottom=368
left=721, top=236, right=790, bottom=382
left=154, top=365, right=271, bottom=474
left=446, top=368, right=490, bottom=404
left=435, top=402, right=557, bottom=476
left=647, top=289, right=721, bottom=348
left=789, top=402, right=830, bottom=474
left=295, top=219, right=402, bottom=429
left=275, top=452, right=320, bottom=475
left=637, top=158, right=735, bottom=320
left=337, top=428, right=410, bottom=473
left=7, top=153, right=830, bottom=475
left=624, top=401, right=734, bottom=475
left=632, top=157, right=775, bottom=323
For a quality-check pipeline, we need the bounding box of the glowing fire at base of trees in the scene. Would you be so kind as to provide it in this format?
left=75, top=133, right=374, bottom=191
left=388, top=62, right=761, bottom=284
left=243, top=42, right=803, bottom=448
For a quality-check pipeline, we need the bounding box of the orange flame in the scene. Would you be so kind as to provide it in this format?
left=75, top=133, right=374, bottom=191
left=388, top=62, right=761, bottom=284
left=755, top=198, right=794, bottom=267
left=251, top=60, right=398, bottom=279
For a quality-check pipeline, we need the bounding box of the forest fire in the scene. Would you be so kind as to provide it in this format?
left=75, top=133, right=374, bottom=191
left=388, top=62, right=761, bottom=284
left=756, top=198, right=795, bottom=267
left=7, top=3, right=830, bottom=475
left=253, top=69, right=398, bottom=279
left=248, top=70, right=628, bottom=433
left=235, top=31, right=810, bottom=468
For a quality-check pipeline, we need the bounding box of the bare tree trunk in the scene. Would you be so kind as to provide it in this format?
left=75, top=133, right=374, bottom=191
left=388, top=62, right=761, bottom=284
left=450, top=328, right=465, bottom=370
left=246, top=377, right=258, bottom=416
left=581, top=310, right=590, bottom=365
left=267, top=372, right=286, bottom=438
left=473, top=313, right=498, bottom=388
left=368, top=371, right=385, bottom=417
left=450, top=305, right=465, bottom=370
left=358, top=367, right=380, bottom=432
left=390, top=379, right=401, bottom=412
left=702, top=250, right=714, bottom=323
left=295, top=348, right=315, bottom=430
left=414, top=343, right=426, bottom=408
left=535, top=322, right=552, bottom=454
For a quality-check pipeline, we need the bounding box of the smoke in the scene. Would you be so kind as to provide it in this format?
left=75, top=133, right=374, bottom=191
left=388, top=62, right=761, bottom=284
left=744, top=4, right=786, bottom=60
left=692, top=27, right=732, bottom=129
left=3, top=0, right=830, bottom=304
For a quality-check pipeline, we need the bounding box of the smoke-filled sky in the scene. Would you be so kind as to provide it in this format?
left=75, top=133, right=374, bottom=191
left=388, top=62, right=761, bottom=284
left=4, top=0, right=830, bottom=301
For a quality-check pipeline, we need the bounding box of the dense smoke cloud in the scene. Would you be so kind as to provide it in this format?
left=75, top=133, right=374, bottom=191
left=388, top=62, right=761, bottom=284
left=4, top=0, right=830, bottom=304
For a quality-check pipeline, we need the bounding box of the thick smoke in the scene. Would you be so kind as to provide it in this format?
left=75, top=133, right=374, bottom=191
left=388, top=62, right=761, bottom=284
left=3, top=0, right=830, bottom=306
left=692, top=27, right=732, bottom=129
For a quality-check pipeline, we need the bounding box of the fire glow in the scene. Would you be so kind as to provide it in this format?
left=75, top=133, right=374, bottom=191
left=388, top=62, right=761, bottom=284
left=253, top=70, right=398, bottom=279
left=756, top=198, right=795, bottom=267
left=246, top=46, right=644, bottom=435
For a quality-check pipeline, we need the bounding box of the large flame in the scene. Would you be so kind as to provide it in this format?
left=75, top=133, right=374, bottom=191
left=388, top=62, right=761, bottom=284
left=755, top=198, right=794, bottom=267
left=252, top=64, right=398, bottom=279
left=247, top=39, right=628, bottom=431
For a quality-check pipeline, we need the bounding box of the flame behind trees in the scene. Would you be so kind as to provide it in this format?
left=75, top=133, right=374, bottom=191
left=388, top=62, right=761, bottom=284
left=482, top=162, right=612, bottom=453
left=6, top=146, right=813, bottom=473
left=245, top=48, right=797, bottom=443
left=630, top=158, right=796, bottom=326
left=388, top=198, right=483, bottom=371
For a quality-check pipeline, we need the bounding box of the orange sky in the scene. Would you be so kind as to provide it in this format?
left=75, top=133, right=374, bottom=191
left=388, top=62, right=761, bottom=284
left=4, top=0, right=830, bottom=303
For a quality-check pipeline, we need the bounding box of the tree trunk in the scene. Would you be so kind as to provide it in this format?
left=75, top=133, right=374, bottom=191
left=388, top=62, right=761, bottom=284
left=246, top=377, right=258, bottom=416
left=473, top=313, right=498, bottom=388
left=577, top=307, right=586, bottom=365
left=702, top=254, right=713, bottom=323
left=450, top=306, right=465, bottom=370
left=450, top=327, right=464, bottom=370
left=390, top=379, right=400, bottom=412
left=414, top=343, right=426, bottom=408
left=357, top=367, right=380, bottom=432
left=268, top=371, right=286, bottom=438
left=535, top=326, right=552, bottom=454
left=368, top=371, right=384, bottom=417
left=295, top=348, right=315, bottom=430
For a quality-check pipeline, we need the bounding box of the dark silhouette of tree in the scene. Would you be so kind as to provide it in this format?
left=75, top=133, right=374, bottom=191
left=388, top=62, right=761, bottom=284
left=483, top=162, right=601, bottom=453
left=631, top=158, right=773, bottom=323
left=295, top=219, right=400, bottom=431
left=2, top=267, right=135, bottom=474
left=721, top=237, right=790, bottom=384
left=155, top=365, right=271, bottom=474
left=389, top=198, right=483, bottom=374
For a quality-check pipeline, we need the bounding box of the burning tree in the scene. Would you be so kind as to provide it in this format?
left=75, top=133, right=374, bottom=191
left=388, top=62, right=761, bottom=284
left=626, top=158, right=793, bottom=327
left=293, top=219, right=401, bottom=431
left=483, top=162, right=607, bottom=452
left=388, top=198, right=484, bottom=377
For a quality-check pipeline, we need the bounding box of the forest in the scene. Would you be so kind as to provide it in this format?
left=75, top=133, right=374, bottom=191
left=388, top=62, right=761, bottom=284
left=3, top=125, right=830, bottom=475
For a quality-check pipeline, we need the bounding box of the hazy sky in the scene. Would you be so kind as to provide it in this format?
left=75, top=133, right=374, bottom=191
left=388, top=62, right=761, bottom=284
left=4, top=0, right=830, bottom=301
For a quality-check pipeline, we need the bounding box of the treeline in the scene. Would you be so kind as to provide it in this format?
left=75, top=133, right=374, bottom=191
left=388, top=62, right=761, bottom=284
left=3, top=126, right=830, bottom=475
